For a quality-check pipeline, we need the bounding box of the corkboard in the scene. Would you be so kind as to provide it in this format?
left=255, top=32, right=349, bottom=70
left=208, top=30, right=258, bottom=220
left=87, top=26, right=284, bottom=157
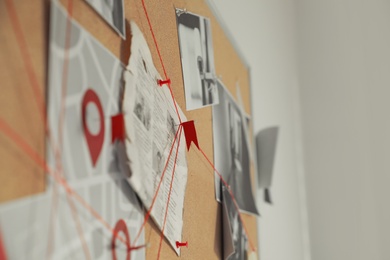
left=0, top=0, right=258, bottom=259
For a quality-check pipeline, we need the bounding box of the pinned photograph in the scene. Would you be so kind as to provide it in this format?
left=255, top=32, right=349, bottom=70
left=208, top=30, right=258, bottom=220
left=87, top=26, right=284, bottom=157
left=222, top=185, right=249, bottom=260
left=85, top=0, right=125, bottom=38
left=176, top=9, right=219, bottom=111
left=213, top=80, right=258, bottom=215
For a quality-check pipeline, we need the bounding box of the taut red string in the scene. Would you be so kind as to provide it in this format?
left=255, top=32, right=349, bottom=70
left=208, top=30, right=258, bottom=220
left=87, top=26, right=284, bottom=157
left=156, top=126, right=183, bottom=259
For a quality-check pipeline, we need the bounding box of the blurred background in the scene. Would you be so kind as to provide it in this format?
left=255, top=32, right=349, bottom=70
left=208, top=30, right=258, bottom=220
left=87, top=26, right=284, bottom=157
left=213, top=0, right=390, bottom=260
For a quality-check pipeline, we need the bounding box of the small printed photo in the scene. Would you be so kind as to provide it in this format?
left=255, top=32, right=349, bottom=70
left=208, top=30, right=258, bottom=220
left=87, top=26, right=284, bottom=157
left=213, top=80, right=258, bottom=214
left=152, top=142, right=163, bottom=175
left=133, top=88, right=151, bottom=130
left=222, top=186, right=249, bottom=260
left=85, top=0, right=125, bottom=38
left=176, top=9, right=219, bottom=111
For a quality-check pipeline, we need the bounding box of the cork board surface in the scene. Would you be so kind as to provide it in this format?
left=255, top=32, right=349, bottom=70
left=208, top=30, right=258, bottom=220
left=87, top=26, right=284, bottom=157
left=0, top=0, right=258, bottom=259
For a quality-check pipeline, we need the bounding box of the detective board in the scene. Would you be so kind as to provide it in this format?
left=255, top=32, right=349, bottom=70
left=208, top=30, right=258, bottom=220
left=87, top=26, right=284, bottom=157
left=0, top=0, right=258, bottom=259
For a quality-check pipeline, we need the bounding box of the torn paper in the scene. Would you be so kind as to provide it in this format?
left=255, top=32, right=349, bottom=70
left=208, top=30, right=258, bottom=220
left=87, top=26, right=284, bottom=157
left=122, top=21, right=188, bottom=256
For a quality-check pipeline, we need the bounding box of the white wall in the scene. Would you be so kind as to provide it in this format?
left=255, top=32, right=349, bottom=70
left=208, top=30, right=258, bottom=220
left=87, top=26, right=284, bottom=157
left=211, top=1, right=310, bottom=260
left=297, top=0, right=390, bottom=260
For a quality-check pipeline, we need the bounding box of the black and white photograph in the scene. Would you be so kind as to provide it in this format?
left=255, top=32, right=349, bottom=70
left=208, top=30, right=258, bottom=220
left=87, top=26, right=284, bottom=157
left=213, top=80, right=258, bottom=214
left=85, top=0, right=125, bottom=38
left=176, top=9, right=219, bottom=111
left=222, top=186, right=249, bottom=260
left=133, top=88, right=151, bottom=130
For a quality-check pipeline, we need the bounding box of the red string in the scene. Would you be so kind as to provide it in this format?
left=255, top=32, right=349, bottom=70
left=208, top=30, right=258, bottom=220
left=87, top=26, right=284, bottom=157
left=133, top=125, right=182, bottom=244
left=198, top=147, right=256, bottom=252
left=3, top=0, right=60, bottom=160
left=0, top=118, right=140, bottom=253
left=4, top=0, right=258, bottom=256
left=57, top=0, right=74, bottom=153
left=4, top=0, right=46, bottom=122
left=139, top=1, right=257, bottom=253
left=140, top=0, right=182, bottom=124
left=156, top=126, right=183, bottom=259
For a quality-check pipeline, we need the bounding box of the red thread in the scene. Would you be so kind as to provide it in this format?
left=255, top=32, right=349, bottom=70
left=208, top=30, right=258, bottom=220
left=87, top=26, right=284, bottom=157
left=57, top=0, right=74, bottom=158
left=157, top=127, right=183, bottom=259
left=157, top=79, right=171, bottom=86
left=4, top=0, right=46, bottom=121
left=198, top=147, right=256, bottom=252
left=0, top=119, right=144, bottom=254
left=133, top=126, right=182, bottom=244
left=140, top=0, right=182, bottom=124
left=4, top=0, right=61, bottom=169
left=175, top=241, right=188, bottom=248
left=65, top=194, right=92, bottom=260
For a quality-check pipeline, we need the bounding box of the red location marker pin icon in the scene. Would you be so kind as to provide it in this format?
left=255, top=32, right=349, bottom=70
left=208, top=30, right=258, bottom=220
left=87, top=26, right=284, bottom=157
left=82, top=89, right=105, bottom=167
left=111, top=219, right=131, bottom=260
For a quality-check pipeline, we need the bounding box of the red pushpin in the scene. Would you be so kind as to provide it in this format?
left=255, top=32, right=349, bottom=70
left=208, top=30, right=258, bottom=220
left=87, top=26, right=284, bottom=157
left=181, top=120, right=199, bottom=151
left=82, top=89, right=105, bottom=167
left=157, top=78, right=171, bottom=86
left=111, top=114, right=125, bottom=143
left=175, top=241, right=188, bottom=248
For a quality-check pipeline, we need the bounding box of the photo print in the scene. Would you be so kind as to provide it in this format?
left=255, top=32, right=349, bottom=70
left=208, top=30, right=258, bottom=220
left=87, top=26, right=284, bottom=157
left=213, top=80, right=258, bottom=214
left=176, top=9, right=219, bottom=111
left=85, top=0, right=125, bottom=38
left=222, top=185, right=249, bottom=260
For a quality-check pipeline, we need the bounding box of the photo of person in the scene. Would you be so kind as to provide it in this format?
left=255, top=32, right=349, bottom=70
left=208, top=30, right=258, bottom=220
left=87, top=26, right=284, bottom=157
left=133, top=88, right=151, bottom=130
left=85, top=0, right=125, bottom=38
left=176, top=9, right=219, bottom=110
left=222, top=186, right=248, bottom=260
left=213, top=80, right=258, bottom=214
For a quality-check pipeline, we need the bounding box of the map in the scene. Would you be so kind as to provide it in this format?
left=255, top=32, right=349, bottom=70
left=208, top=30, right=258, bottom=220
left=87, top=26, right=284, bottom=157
left=0, top=1, right=145, bottom=259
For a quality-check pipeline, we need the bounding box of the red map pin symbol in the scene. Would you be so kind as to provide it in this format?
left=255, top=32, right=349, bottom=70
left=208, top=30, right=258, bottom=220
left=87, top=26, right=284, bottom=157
left=82, top=89, right=105, bottom=167
left=111, top=219, right=131, bottom=260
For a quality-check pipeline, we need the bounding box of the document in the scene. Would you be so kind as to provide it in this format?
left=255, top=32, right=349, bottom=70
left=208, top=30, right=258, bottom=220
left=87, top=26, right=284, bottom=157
left=122, top=21, right=188, bottom=255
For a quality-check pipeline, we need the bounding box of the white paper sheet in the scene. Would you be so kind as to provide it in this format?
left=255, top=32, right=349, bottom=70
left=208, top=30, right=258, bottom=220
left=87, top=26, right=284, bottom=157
left=122, top=21, right=188, bottom=256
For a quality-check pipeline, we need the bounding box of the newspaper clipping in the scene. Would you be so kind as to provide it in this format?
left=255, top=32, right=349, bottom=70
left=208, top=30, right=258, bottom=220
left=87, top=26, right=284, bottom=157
left=122, top=21, right=188, bottom=255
